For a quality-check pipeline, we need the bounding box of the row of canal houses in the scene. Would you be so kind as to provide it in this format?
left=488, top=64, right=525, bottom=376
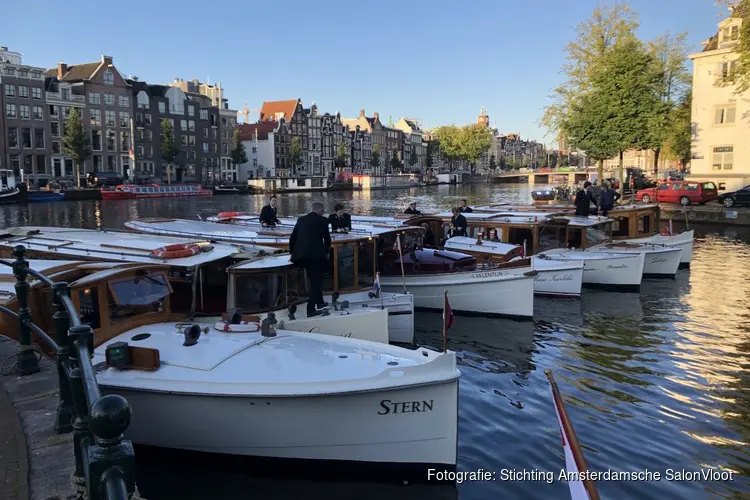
left=237, top=100, right=430, bottom=187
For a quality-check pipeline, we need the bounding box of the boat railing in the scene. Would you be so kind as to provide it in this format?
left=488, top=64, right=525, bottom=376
left=0, top=246, right=136, bottom=500
left=6, top=235, right=181, bottom=262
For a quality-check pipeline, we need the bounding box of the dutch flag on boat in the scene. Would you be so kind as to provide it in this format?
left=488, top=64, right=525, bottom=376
left=372, top=272, right=381, bottom=296
left=546, top=370, right=600, bottom=500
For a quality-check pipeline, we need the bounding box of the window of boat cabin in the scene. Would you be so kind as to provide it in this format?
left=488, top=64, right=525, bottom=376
left=585, top=222, right=611, bottom=247
left=637, top=214, right=651, bottom=235
left=507, top=226, right=534, bottom=247
left=78, top=287, right=101, bottom=329
left=235, top=268, right=307, bottom=312
left=325, top=242, right=356, bottom=290
left=610, top=216, right=630, bottom=237
left=107, top=273, right=172, bottom=325
left=357, top=239, right=375, bottom=288
left=538, top=223, right=567, bottom=251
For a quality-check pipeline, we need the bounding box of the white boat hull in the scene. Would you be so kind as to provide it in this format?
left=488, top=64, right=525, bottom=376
left=102, top=380, right=458, bottom=473
left=326, top=291, right=415, bottom=344
left=622, top=230, right=694, bottom=268
left=530, top=259, right=584, bottom=297
left=379, top=271, right=534, bottom=318
left=537, top=250, right=645, bottom=291
left=592, top=244, right=683, bottom=278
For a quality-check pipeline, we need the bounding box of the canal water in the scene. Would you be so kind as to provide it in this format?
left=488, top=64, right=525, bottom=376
left=2, top=184, right=749, bottom=499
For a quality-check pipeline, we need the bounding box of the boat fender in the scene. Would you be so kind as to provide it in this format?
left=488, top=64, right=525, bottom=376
left=214, top=321, right=260, bottom=333
left=523, top=270, right=539, bottom=277
left=218, top=211, right=245, bottom=219
left=152, top=244, right=201, bottom=259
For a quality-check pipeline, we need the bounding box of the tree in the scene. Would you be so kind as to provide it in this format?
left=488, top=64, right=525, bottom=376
left=334, top=142, right=347, bottom=171
left=230, top=129, right=248, bottom=182
left=459, top=124, right=493, bottom=175
left=644, top=31, right=691, bottom=178
left=370, top=143, right=381, bottom=173
left=489, top=154, right=497, bottom=172
left=425, top=141, right=434, bottom=172
left=434, top=125, right=462, bottom=172
left=61, top=108, right=91, bottom=187
left=389, top=151, right=401, bottom=173
left=408, top=144, right=418, bottom=171
left=662, top=89, right=692, bottom=171
left=160, top=119, right=179, bottom=184
left=290, top=136, right=304, bottom=175
left=541, top=2, right=639, bottom=137
left=717, top=0, right=750, bottom=93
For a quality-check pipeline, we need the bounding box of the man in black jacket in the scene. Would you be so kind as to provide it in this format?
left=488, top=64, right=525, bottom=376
left=449, top=207, right=468, bottom=237
left=328, top=203, right=352, bottom=233
left=574, top=181, right=596, bottom=216
left=403, top=201, right=421, bottom=215
left=259, top=195, right=281, bottom=227
left=290, top=201, right=331, bottom=316
left=459, top=199, right=473, bottom=213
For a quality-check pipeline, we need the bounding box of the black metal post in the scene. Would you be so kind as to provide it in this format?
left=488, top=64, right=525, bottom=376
left=52, top=282, right=74, bottom=433
left=12, top=245, right=40, bottom=375
left=65, top=324, right=94, bottom=493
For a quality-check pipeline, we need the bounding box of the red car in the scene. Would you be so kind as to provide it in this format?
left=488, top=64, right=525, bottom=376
left=635, top=181, right=718, bottom=205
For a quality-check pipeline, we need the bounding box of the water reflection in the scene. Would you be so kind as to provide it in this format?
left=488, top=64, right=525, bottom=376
left=3, top=186, right=750, bottom=499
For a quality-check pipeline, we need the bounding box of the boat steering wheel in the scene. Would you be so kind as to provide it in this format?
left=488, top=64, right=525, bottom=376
left=275, top=289, right=300, bottom=307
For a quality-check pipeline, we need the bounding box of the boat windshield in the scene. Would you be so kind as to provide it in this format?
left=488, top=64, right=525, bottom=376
left=378, top=231, right=422, bottom=252
left=586, top=222, right=612, bottom=246
left=107, top=273, right=172, bottom=325
left=234, top=270, right=308, bottom=312
left=538, top=223, right=568, bottom=251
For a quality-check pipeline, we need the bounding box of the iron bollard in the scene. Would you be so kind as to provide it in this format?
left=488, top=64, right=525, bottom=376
left=52, top=282, right=74, bottom=433
left=12, top=245, right=40, bottom=375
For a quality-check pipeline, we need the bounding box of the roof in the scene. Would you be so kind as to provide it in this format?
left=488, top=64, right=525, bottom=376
left=45, top=62, right=101, bottom=82
left=259, top=99, right=299, bottom=122
left=237, top=122, right=278, bottom=141
left=402, top=119, right=421, bottom=131
left=702, top=34, right=719, bottom=52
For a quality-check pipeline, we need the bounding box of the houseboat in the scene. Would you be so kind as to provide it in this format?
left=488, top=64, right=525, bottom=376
left=0, top=169, right=23, bottom=204
left=101, top=184, right=213, bottom=200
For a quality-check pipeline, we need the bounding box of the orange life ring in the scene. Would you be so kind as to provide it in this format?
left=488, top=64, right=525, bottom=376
left=217, top=211, right=244, bottom=219
left=151, top=244, right=201, bottom=259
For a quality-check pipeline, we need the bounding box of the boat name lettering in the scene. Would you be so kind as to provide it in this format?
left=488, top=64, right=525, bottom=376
left=535, top=273, right=573, bottom=282
left=607, top=264, right=627, bottom=269
left=378, top=399, right=434, bottom=415
left=471, top=271, right=503, bottom=279
left=650, top=258, right=668, bottom=264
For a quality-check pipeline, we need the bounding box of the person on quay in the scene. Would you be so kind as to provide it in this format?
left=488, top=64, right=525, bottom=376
left=259, top=195, right=281, bottom=227
left=459, top=199, right=473, bottom=213
left=574, top=181, right=597, bottom=217
left=403, top=201, right=421, bottom=215
left=420, top=222, right=435, bottom=248
left=449, top=207, right=468, bottom=238
left=598, top=181, right=621, bottom=217
left=290, top=201, right=331, bottom=317
left=328, top=203, right=352, bottom=233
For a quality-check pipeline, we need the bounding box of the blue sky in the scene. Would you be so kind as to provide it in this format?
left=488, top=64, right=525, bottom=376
left=3, top=0, right=723, bottom=146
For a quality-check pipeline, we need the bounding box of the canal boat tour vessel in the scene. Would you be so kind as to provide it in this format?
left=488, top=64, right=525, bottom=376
left=0, top=169, right=23, bottom=204
left=0, top=259, right=460, bottom=480
left=101, top=183, right=213, bottom=200
left=0, top=227, right=391, bottom=345
left=128, top=217, right=536, bottom=319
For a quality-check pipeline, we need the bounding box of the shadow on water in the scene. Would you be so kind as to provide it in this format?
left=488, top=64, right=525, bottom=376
left=4, top=186, right=750, bottom=499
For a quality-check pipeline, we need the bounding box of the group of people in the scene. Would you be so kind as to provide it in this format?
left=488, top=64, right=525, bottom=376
left=403, top=198, right=473, bottom=243
left=574, top=181, right=621, bottom=217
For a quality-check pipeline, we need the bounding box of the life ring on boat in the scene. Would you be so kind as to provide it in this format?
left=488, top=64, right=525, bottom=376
left=151, top=244, right=201, bottom=259
left=217, top=211, right=244, bottom=219
left=214, top=321, right=260, bottom=333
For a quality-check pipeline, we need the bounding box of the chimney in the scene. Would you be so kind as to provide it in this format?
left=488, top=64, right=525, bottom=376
left=57, top=62, right=68, bottom=80
left=373, top=112, right=379, bottom=120
left=102, top=55, right=113, bottom=65
left=360, top=109, right=365, bottom=118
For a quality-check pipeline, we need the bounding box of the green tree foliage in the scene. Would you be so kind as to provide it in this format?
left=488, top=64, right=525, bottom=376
left=489, top=154, right=497, bottom=171
left=230, top=129, right=249, bottom=175
left=460, top=124, right=493, bottom=175
left=662, top=89, right=692, bottom=171
left=62, top=107, right=91, bottom=187
left=425, top=141, right=434, bottom=171
left=408, top=144, right=418, bottom=170
left=160, top=119, right=179, bottom=184
left=434, top=125, right=462, bottom=172
left=389, top=150, right=401, bottom=172
left=334, top=142, right=347, bottom=171
left=290, top=136, right=304, bottom=175
left=541, top=2, right=639, bottom=136
left=370, top=143, right=381, bottom=171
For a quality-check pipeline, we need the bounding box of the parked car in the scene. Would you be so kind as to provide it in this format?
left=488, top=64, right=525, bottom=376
left=636, top=181, right=719, bottom=205
left=717, top=185, right=750, bottom=208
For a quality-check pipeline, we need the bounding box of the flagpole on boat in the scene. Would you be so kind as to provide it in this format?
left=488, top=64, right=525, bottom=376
left=545, top=369, right=600, bottom=500
left=442, top=290, right=448, bottom=353
left=396, top=233, right=407, bottom=295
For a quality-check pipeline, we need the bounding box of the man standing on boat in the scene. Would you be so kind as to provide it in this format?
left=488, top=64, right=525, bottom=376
left=449, top=207, right=468, bottom=238
left=260, top=195, right=281, bottom=227
left=328, top=203, right=352, bottom=233
left=290, top=201, right=331, bottom=317
left=403, top=201, right=421, bottom=215
left=599, top=181, right=621, bottom=216
left=458, top=199, right=473, bottom=213
left=574, top=181, right=597, bottom=216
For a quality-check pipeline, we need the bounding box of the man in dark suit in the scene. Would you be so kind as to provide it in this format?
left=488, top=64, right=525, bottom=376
left=403, top=201, right=421, bottom=215
left=259, top=195, right=281, bottom=227
left=459, top=199, right=473, bottom=213
left=290, top=201, right=331, bottom=316
left=328, top=203, right=352, bottom=233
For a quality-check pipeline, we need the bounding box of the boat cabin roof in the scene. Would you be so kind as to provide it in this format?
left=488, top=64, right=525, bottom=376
left=228, top=254, right=293, bottom=273
left=0, top=227, right=242, bottom=267
left=69, top=263, right=171, bottom=289
left=548, top=215, right=614, bottom=228
left=444, top=237, right=518, bottom=255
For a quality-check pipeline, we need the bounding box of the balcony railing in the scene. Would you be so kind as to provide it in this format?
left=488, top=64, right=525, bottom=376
left=46, top=92, right=85, bottom=103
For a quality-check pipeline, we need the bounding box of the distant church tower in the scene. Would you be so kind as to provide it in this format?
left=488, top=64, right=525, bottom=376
left=477, top=106, right=490, bottom=127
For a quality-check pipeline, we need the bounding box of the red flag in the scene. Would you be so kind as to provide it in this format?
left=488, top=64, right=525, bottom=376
left=443, top=292, right=454, bottom=352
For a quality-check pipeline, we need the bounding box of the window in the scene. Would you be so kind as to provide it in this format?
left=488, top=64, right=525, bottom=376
left=32, top=106, right=43, bottom=120
left=180, top=119, right=187, bottom=131
left=104, top=93, right=115, bottom=106
left=212, top=143, right=217, bottom=153
left=120, top=131, right=130, bottom=150
left=93, top=155, right=102, bottom=170
left=105, top=110, right=116, bottom=127
left=252, top=146, right=257, bottom=153
left=145, top=114, right=152, bottom=126
left=120, top=111, right=130, bottom=128
left=31, top=87, right=42, bottom=99
left=89, top=92, right=100, bottom=105
left=188, top=105, right=195, bottom=116
left=103, top=69, right=114, bottom=86
left=158, top=102, right=166, bottom=113
left=9, top=155, right=19, bottom=172
left=714, top=105, right=736, bottom=125
left=147, top=146, right=153, bottom=157
left=200, top=109, right=208, bottom=120
left=5, top=85, right=15, bottom=97
left=52, top=141, right=61, bottom=154
left=720, top=61, right=737, bottom=79
left=61, top=88, right=69, bottom=100
left=253, top=158, right=257, bottom=167
left=202, top=143, right=208, bottom=153
left=188, top=120, right=195, bottom=131
left=6, top=104, right=17, bottom=118
left=34, top=129, right=45, bottom=149
left=18, top=86, right=28, bottom=98
left=22, top=128, right=31, bottom=148
left=7, top=128, right=18, bottom=148
left=670, top=183, right=683, bottom=190
left=722, top=25, right=740, bottom=42
left=145, top=130, right=152, bottom=141
left=107, top=155, right=116, bottom=170
left=49, top=105, right=59, bottom=117
left=203, top=128, right=208, bottom=138
left=181, top=135, right=188, bottom=145
left=62, top=106, right=71, bottom=118
left=90, top=109, right=101, bottom=126
left=119, top=95, right=129, bottom=107
left=19, top=105, right=30, bottom=120
left=712, top=145, right=733, bottom=170
left=106, top=130, right=116, bottom=151
left=223, top=143, right=229, bottom=154
left=137, top=146, right=144, bottom=157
